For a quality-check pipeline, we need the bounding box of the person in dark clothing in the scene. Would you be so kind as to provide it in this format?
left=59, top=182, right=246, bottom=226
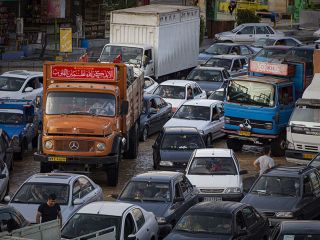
left=36, top=193, right=62, bottom=226
left=228, top=0, right=237, bottom=15
left=187, top=86, right=194, bottom=100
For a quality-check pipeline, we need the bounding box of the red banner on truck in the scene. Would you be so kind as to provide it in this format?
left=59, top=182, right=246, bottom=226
left=50, top=65, right=116, bottom=81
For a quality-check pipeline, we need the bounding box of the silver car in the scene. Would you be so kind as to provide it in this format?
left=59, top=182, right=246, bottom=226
left=215, top=23, right=285, bottom=43
left=7, top=172, right=103, bottom=224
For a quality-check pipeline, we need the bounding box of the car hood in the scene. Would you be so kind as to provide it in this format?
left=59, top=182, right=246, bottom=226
left=187, top=175, right=241, bottom=189
left=241, top=194, right=299, bottom=212
left=165, top=232, right=232, bottom=240
left=160, top=150, right=194, bottom=163
left=0, top=91, right=20, bottom=99
left=219, top=31, right=233, bottom=36
left=187, top=81, right=223, bottom=93
left=119, top=201, right=171, bottom=217
left=164, top=118, right=208, bottom=131
left=162, top=98, right=185, bottom=109
left=0, top=124, right=25, bottom=138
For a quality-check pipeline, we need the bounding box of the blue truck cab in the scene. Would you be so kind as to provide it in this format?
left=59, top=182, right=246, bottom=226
left=223, top=60, right=311, bottom=156
left=0, top=99, right=41, bottom=159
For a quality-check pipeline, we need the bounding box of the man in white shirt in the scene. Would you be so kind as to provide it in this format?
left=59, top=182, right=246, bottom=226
left=253, top=146, right=275, bottom=175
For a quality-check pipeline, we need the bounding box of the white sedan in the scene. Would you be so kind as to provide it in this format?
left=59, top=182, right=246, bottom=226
left=153, top=80, right=207, bottom=112
left=61, top=201, right=159, bottom=240
left=164, top=99, right=224, bottom=146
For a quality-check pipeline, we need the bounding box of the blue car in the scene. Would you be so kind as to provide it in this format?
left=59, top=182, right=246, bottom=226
left=0, top=99, right=41, bottom=160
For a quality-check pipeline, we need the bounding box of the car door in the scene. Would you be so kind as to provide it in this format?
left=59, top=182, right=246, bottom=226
left=171, top=180, right=186, bottom=223
left=234, top=26, right=255, bottom=43
left=155, top=97, right=171, bottom=130
left=0, top=160, right=8, bottom=198
left=300, top=173, right=317, bottom=219
left=239, top=45, right=251, bottom=57
left=240, top=207, right=264, bottom=239
left=0, top=212, right=20, bottom=232
left=209, top=105, right=221, bottom=139
left=193, top=84, right=206, bottom=99
left=131, top=208, right=150, bottom=240
left=22, top=77, right=42, bottom=100
left=122, top=211, right=138, bottom=240
left=255, top=26, right=271, bottom=41
left=152, top=130, right=163, bottom=167
left=148, top=97, right=161, bottom=134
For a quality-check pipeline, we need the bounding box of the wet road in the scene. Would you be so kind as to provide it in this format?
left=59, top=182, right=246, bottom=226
left=10, top=134, right=288, bottom=200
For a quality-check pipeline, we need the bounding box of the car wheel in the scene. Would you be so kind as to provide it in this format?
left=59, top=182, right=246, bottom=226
left=141, top=127, right=148, bottom=142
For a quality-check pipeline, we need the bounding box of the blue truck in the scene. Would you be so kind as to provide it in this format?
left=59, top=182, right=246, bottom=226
left=0, top=99, right=41, bottom=160
left=223, top=60, right=312, bottom=156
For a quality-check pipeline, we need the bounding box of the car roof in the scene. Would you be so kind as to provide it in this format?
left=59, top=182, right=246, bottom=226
left=240, top=23, right=273, bottom=27
left=160, top=80, right=196, bottom=87
left=213, top=54, right=246, bottom=60
left=263, top=166, right=313, bottom=177
left=1, top=70, right=42, bottom=79
left=143, top=94, right=161, bottom=100
left=132, top=171, right=183, bottom=182
left=280, top=221, right=320, bottom=234
left=77, top=201, right=134, bottom=217
left=163, top=126, right=200, bottom=134
left=194, top=148, right=233, bottom=158
left=26, top=173, right=83, bottom=184
left=182, top=99, right=221, bottom=107
left=263, top=46, right=293, bottom=50
left=195, top=66, right=225, bottom=71
left=189, top=201, right=245, bottom=214
left=212, top=43, right=245, bottom=47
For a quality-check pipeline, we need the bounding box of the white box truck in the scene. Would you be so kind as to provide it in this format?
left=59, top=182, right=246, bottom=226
left=99, top=4, right=200, bottom=80
left=286, top=73, right=320, bottom=164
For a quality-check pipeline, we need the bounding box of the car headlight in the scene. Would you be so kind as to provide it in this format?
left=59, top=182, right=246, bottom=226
left=215, top=34, right=220, bottom=39
left=12, top=135, right=20, bottom=146
left=287, top=142, right=294, bottom=150
left=159, top=161, right=173, bottom=167
left=44, top=140, right=53, bottom=150
left=156, top=217, right=167, bottom=224
left=96, top=143, right=106, bottom=151
left=225, top=117, right=230, bottom=124
left=275, top=211, right=293, bottom=218
left=264, top=123, right=273, bottom=130
left=224, top=187, right=241, bottom=194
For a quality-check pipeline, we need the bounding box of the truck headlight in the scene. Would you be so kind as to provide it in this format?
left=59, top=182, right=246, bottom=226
left=225, top=117, right=230, bottom=124
left=287, top=142, right=294, bottom=150
left=44, top=140, right=53, bottom=150
left=224, top=187, right=241, bottom=193
left=159, top=161, right=173, bottom=166
left=96, top=143, right=106, bottom=151
left=156, top=217, right=167, bottom=224
left=264, top=123, right=273, bottom=130
left=275, top=211, right=293, bottom=218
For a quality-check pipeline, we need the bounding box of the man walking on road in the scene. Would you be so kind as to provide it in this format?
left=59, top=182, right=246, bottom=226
left=36, top=193, right=62, bottom=226
left=253, top=146, right=275, bottom=175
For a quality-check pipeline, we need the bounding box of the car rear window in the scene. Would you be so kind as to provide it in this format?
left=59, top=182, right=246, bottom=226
left=188, top=157, right=237, bottom=175
left=161, top=133, right=204, bottom=150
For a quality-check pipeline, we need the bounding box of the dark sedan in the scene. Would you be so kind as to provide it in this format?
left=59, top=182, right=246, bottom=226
left=164, top=201, right=270, bottom=240
left=0, top=129, right=13, bottom=171
left=140, top=94, right=172, bottom=141
left=152, top=127, right=206, bottom=171
left=117, top=171, right=200, bottom=238
left=0, top=204, right=29, bottom=233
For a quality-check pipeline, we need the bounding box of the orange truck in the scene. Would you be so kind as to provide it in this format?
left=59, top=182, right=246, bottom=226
left=34, top=62, right=143, bottom=186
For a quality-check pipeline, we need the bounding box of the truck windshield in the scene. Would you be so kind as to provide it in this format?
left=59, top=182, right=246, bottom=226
left=153, top=85, right=185, bottom=99
left=204, top=58, right=232, bottom=70
left=0, top=76, right=25, bottom=91
left=291, top=106, right=320, bottom=123
left=46, top=92, right=116, bottom=116
left=0, top=112, right=24, bottom=124
left=100, top=45, right=143, bottom=65
left=227, top=80, right=275, bottom=107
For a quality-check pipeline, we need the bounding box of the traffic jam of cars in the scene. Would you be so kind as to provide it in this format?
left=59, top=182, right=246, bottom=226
left=1, top=4, right=320, bottom=240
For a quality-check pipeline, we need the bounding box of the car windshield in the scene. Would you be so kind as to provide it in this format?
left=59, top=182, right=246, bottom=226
left=290, top=106, right=320, bottom=123
left=12, top=183, right=69, bottom=205
left=252, top=38, right=276, bottom=48
left=187, top=69, right=223, bottom=82
left=0, top=76, right=25, bottom=92
left=227, top=80, right=275, bottom=107
left=280, top=234, right=320, bottom=239
left=119, top=181, right=171, bottom=202
left=61, top=213, right=121, bottom=240
left=204, top=58, right=232, bottom=70
left=254, top=48, right=289, bottom=61
left=100, top=45, right=143, bottom=66
left=209, top=90, right=225, bottom=101
left=46, top=92, right=116, bottom=116
left=205, top=45, right=231, bottom=55
left=153, top=85, right=185, bottom=99
left=161, top=133, right=204, bottom=150
left=0, top=112, right=24, bottom=124
left=188, top=157, right=237, bottom=175
left=231, top=25, right=243, bottom=33
left=251, top=176, right=300, bottom=197
left=175, top=212, right=232, bottom=235
left=174, top=105, right=211, bottom=121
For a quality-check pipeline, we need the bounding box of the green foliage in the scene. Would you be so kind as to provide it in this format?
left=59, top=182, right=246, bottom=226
left=236, top=9, right=260, bottom=26
left=200, top=16, right=205, bottom=45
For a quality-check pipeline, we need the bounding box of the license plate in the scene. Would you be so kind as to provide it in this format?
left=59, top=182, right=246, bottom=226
left=303, top=153, right=316, bottom=159
left=203, top=197, right=222, bottom=202
left=239, top=131, right=251, bottom=136
left=48, top=156, right=67, bottom=162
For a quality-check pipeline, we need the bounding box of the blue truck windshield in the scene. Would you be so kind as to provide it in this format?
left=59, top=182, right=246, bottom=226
left=227, top=80, right=275, bottom=107
left=0, top=112, right=24, bottom=124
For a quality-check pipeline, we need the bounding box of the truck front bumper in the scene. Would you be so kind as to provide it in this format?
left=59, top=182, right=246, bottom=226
left=34, top=152, right=118, bottom=165
left=222, top=128, right=278, bottom=141
left=285, top=150, right=317, bottom=164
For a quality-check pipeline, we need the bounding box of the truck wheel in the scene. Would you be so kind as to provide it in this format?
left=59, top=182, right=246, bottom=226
left=106, top=163, right=119, bottom=186
left=40, top=162, right=51, bottom=173
left=14, top=140, right=26, bottom=160
left=124, top=123, right=139, bottom=159
left=271, top=134, right=286, bottom=157
left=32, top=137, right=38, bottom=149
left=226, top=139, right=243, bottom=152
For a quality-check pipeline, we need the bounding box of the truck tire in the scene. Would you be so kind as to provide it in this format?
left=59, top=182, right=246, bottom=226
left=124, top=123, right=139, bottom=159
left=14, top=139, right=26, bottom=160
left=271, top=133, right=286, bottom=157
left=40, top=162, right=51, bottom=173
left=106, top=163, right=119, bottom=186
left=226, top=139, right=243, bottom=152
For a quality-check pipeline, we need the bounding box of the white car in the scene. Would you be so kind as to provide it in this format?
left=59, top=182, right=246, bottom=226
left=153, top=80, right=206, bottom=112
left=164, top=99, right=224, bottom=146
left=215, top=23, right=285, bottom=43
left=0, top=70, right=43, bottom=100
left=186, top=148, right=247, bottom=202
left=0, top=158, right=9, bottom=202
left=251, top=36, right=302, bottom=52
left=144, top=76, right=158, bottom=94
left=313, top=28, right=320, bottom=38
left=61, top=201, right=159, bottom=240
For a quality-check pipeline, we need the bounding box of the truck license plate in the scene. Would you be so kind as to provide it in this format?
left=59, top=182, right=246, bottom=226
left=239, top=131, right=251, bottom=136
left=203, top=197, right=222, bottom=202
left=48, top=156, right=67, bottom=162
left=303, top=153, right=316, bottom=159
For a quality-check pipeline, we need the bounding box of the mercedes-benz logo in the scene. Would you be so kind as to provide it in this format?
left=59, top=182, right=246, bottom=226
left=69, top=141, right=79, bottom=151
left=243, top=119, right=251, bottom=126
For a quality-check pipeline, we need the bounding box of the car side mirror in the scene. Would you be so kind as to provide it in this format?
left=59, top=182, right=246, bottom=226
left=4, top=195, right=10, bottom=202
left=121, top=101, right=129, bottom=115
left=239, top=170, right=248, bottom=175
left=6, top=147, right=13, bottom=153
left=73, top=198, right=84, bottom=205
left=173, top=197, right=185, bottom=203
left=24, top=87, right=34, bottom=93
left=0, top=174, right=6, bottom=179
left=127, top=234, right=137, bottom=240
left=237, top=229, right=248, bottom=237
left=35, top=96, right=41, bottom=108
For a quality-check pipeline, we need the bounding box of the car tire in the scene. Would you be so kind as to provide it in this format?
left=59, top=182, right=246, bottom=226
left=140, top=126, right=148, bottom=142
left=226, top=139, right=243, bottom=152
left=123, top=122, right=139, bottom=159
left=271, top=133, right=286, bottom=157
left=206, top=134, right=212, bottom=147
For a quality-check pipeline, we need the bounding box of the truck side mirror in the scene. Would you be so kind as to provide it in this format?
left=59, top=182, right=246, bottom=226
left=35, top=96, right=41, bottom=108
left=121, top=101, right=129, bottom=115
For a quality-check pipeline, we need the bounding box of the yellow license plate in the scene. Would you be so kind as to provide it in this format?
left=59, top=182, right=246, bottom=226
left=239, top=131, right=251, bottom=136
left=48, top=156, right=67, bottom=162
left=303, top=153, right=316, bottom=159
